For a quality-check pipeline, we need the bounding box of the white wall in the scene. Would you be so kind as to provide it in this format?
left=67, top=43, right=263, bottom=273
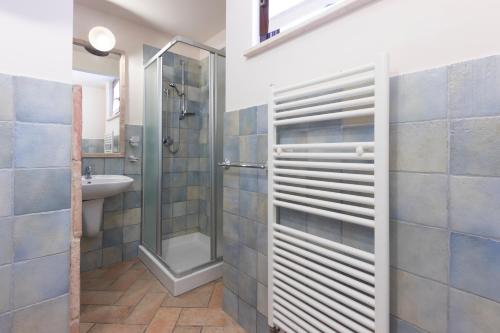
left=82, top=85, right=106, bottom=139
left=0, top=0, right=73, bottom=83
left=74, top=4, right=171, bottom=125
left=227, top=0, right=500, bottom=111
left=204, top=29, right=226, bottom=50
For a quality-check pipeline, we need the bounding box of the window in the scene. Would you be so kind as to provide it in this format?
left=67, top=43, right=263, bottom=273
left=111, top=79, right=120, bottom=116
left=260, top=0, right=341, bottom=42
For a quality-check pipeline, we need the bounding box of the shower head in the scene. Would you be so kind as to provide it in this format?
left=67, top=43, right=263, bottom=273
left=168, top=82, right=183, bottom=96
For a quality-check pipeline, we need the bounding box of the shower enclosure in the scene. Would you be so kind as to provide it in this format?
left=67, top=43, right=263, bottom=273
left=140, top=37, right=225, bottom=295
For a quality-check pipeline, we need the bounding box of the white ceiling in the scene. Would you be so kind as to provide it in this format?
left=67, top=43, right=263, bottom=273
left=75, top=0, right=226, bottom=42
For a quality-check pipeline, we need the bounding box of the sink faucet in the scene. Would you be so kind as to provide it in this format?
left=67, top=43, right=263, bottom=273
left=84, top=165, right=93, bottom=180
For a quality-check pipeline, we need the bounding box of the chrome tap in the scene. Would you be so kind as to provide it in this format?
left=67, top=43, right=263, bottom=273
left=84, top=165, right=93, bottom=180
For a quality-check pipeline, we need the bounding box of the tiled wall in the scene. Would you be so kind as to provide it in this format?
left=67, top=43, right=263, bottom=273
left=0, top=74, right=72, bottom=332
left=161, top=52, right=211, bottom=239
left=80, top=125, right=143, bottom=271
left=389, top=55, right=500, bottom=333
left=222, top=105, right=269, bottom=333
left=223, top=55, right=500, bottom=333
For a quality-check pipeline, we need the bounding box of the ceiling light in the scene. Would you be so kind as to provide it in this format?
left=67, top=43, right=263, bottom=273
left=86, top=26, right=116, bottom=56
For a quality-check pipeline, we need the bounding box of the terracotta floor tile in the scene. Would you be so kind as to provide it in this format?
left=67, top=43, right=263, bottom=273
left=80, top=260, right=245, bottom=333
left=125, top=292, right=167, bottom=325
left=149, top=279, right=170, bottom=293
left=162, top=283, right=214, bottom=308
left=81, top=291, right=124, bottom=305
left=115, top=279, right=155, bottom=306
left=208, top=282, right=223, bottom=309
left=82, top=278, right=115, bottom=291
left=145, top=308, right=181, bottom=333
left=80, top=323, right=95, bottom=333
left=108, top=269, right=146, bottom=291
left=81, top=269, right=106, bottom=280
left=131, top=261, right=147, bottom=271
left=176, top=308, right=228, bottom=327
left=101, top=261, right=137, bottom=280
left=88, top=324, right=146, bottom=333
left=80, top=305, right=132, bottom=324
left=173, top=327, right=201, bottom=333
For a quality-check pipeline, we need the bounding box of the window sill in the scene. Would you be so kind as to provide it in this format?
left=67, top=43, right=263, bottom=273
left=244, top=0, right=374, bottom=58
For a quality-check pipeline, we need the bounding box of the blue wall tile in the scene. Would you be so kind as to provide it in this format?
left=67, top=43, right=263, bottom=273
left=0, top=218, right=12, bottom=265
left=390, top=121, right=448, bottom=173
left=448, top=56, right=500, bottom=119
left=0, top=74, right=13, bottom=121
left=0, top=170, right=12, bottom=217
left=449, top=288, right=500, bottom=333
left=390, top=316, right=425, bottom=333
left=342, top=223, right=374, bottom=252
left=239, top=168, right=259, bottom=192
left=306, top=214, right=342, bottom=242
left=123, top=241, right=140, bottom=261
left=257, top=253, right=267, bottom=286
left=223, top=212, right=240, bottom=241
left=103, top=193, right=123, bottom=212
left=80, top=249, right=102, bottom=272
left=0, top=122, right=13, bottom=168
left=390, top=269, right=448, bottom=333
left=450, top=176, right=500, bottom=239
left=82, top=158, right=104, bottom=175
left=224, top=111, right=239, bottom=136
left=223, top=287, right=238, bottom=321
left=239, top=107, right=257, bottom=136
left=238, top=272, right=257, bottom=307
left=238, top=298, right=257, bottom=333
left=257, top=313, right=269, bottom=333
left=14, top=77, right=71, bottom=124
left=124, top=191, right=142, bottom=209
left=102, top=246, right=122, bottom=267
left=14, top=210, right=70, bottom=261
left=451, top=117, right=500, bottom=176
left=256, top=105, right=268, bottom=134
left=123, top=224, right=140, bottom=243
left=390, top=67, right=448, bottom=123
left=12, top=294, right=69, bottom=333
left=223, top=262, right=239, bottom=294
left=239, top=135, right=257, bottom=163
left=13, top=252, right=69, bottom=308
left=223, top=187, right=239, bottom=215
left=390, top=221, right=448, bottom=283
left=239, top=244, right=257, bottom=279
left=239, top=190, right=258, bottom=221
left=450, top=233, right=500, bottom=302
left=103, top=228, right=123, bottom=248
left=240, top=217, right=257, bottom=250
left=223, top=237, right=240, bottom=269
left=15, top=123, right=71, bottom=168
left=14, top=168, right=70, bottom=215
left=390, top=172, right=448, bottom=228
left=0, top=265, right=11, bottom=314
left=104, top=158, right=125, bottom=175
left=0, top=313, right=11, bottom=333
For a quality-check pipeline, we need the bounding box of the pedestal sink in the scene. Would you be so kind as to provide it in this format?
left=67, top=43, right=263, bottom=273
left=82, top=175, right=134, bottom=237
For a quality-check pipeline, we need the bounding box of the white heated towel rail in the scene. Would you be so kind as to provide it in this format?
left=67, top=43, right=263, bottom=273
left=267, top=55, right=389, bottom=333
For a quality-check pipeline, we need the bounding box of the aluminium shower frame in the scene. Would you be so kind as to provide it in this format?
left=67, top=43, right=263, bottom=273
left=142, top=36, right=225, bottom=278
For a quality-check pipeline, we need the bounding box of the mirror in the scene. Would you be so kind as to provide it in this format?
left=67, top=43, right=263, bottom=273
left=72, top=40, right=127, bottom=156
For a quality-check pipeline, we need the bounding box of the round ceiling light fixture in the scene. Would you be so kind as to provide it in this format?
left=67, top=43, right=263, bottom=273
left=85, top=26, right=116, bottom=56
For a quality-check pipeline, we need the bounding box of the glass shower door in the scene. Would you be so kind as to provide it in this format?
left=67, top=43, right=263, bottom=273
left=142, top=58, right=162, bottom=254
left=160, top=43, right=217, bottom=275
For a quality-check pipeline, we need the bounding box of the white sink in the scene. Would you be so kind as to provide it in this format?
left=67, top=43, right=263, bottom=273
left=82, top=175, right=134, bottom=200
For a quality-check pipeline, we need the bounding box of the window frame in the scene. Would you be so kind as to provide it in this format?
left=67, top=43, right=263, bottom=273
left=246, top=0, right=375, bottom=58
